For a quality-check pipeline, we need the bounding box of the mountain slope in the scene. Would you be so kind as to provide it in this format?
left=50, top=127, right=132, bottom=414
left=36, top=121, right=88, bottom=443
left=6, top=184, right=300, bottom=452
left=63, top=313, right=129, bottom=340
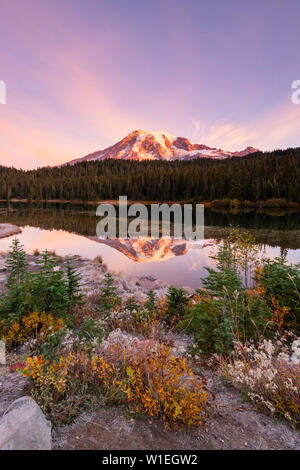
left=87, top=236, right=216, bottom=263
left=63, top=130, right=259, bottom=165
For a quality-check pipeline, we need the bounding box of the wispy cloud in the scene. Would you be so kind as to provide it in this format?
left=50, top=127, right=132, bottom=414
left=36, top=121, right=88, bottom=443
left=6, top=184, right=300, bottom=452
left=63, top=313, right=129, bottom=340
left=191, top=101, right=300, bottom=151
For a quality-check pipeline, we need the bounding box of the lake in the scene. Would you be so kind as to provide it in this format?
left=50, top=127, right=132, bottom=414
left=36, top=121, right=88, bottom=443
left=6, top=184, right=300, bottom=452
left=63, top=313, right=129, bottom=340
left=0, top=201, right=300, bottom=289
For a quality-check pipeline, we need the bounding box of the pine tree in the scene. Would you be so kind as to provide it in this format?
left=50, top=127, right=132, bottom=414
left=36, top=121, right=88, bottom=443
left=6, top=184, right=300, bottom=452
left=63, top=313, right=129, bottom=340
left=66, top=262, right=82, bottom=306
left=97, top=272, right=121, bottom=318
left=5, top=238, right=28, bottom=288
left=31, top=250, right=70, bottom=316
left=142, top=290, right=157, bottom=320
left=166, top=286, right=189, bottom=323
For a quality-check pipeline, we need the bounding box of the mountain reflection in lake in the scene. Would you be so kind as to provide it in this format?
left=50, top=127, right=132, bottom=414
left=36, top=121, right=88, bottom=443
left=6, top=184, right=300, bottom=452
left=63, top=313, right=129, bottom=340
left=0, top=202, right=300, bottom=288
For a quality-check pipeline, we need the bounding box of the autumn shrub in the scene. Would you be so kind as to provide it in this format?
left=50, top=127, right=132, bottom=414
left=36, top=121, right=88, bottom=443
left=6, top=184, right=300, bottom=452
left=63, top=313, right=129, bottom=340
left=217, top=335, right=300, bottom=428
left=95, top=274, right=191, bottom=337
left=23, top=334, right=212, bottom=428
left=0, top=302, right=102, bottom=360
left=102, top=285, right=191, bottom=338
left=98, top=286, right=165, bottom=338
left=258, top=256, right=300, bottom=331
left=105, top=310, right=163, bottom=338
left=0, top=311, right=65, bottom=350
left=119, top=344, right=211, bottom=427
left=9, top=362, right=26, bottom=372
left=23, top=351, right=114, bottom=426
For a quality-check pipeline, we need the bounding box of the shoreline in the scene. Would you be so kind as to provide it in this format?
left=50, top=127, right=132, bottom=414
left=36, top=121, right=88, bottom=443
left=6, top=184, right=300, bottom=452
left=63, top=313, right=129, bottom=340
left=1, top=198, right=300, bottom=210
left=0, top=252, right=173, bottom=302
left=0, top=224, right=21, bottom=239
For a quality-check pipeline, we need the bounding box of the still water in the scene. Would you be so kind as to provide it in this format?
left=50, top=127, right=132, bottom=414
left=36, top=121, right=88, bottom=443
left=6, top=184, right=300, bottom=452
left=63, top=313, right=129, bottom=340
left=0, top=202, right=300, bottom=288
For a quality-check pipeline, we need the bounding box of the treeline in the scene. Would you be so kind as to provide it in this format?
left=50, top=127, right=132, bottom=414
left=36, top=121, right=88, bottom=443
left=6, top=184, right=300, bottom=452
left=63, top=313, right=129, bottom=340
left=1, top=147, right=300, bottom=202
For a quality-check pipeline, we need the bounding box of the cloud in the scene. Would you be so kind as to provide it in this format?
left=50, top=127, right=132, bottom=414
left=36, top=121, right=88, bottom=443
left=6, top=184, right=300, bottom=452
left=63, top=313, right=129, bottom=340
left=191, top=100, right=300, bottom=151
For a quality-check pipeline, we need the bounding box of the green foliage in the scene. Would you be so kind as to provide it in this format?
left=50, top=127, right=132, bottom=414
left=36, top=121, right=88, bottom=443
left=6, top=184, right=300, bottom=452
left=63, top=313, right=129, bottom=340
left=165, top=286, right=189, bottom=324
left=140, top=290, right=157, bottom=322
left=42, top=315, right=103, bottom=362
left=0, top=241, right=82, bottom=320
left=72, top=315, right=104, bottom=354
left=226, top=227, right=259, bottom=288
left=97, top=272, right=122, bottom=318
left=259, top=256, right=300, bottom=331
left=125, top=296, right=140, bottom=316
left=42, top=326, right=68, bottom=363
left=30, top=251, right=70, bottom=316
left=5, top=238, right=28, bottom=288
left=201, top=244, right=243, bottom=296
left=66, top=261, right=83, bottom=307
left=183, top=235, right=273, bottom=354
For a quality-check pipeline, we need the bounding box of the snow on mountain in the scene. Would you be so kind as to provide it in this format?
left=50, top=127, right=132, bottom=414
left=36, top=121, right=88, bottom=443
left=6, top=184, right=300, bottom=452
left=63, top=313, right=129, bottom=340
left=87, top=236, right=216, bottom=263
left=63, top=130, right=259, bottom=165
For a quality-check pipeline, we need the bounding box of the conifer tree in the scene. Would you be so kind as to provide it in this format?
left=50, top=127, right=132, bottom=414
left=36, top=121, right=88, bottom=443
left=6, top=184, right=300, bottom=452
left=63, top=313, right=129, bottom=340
left=97, top=272, right=121, bottom=318
left=5, top=238, right=28, bottom=288
left=66, top=261, right=82, bottom=306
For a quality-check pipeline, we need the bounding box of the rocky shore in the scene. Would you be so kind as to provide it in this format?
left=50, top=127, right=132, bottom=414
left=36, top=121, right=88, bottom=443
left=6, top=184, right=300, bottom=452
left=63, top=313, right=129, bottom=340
left=0, top=224, right=21, bottom=239
left=0, top=251, right=182, bottom=302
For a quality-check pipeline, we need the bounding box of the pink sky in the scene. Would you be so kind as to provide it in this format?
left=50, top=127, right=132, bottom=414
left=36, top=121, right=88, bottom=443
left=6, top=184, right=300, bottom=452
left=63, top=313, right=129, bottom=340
left=0, top=0, right=300, bottom=169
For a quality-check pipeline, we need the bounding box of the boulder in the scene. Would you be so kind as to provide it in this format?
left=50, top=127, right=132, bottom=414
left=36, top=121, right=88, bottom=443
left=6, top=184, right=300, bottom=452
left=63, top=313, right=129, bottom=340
left=0, top=396, right=51, bottom=450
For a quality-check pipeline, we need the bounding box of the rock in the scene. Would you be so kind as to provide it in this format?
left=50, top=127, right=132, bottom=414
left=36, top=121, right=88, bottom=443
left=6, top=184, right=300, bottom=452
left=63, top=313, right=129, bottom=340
left=0, top=373, right=31, bottom=417
left=0, top=224, right=21, bottom=239
left=121, top=279, right=130, bottom=291
left=0, top=396, right=51, bottom=450
left=0, top=341, right=5, bottom=365
left=140, top=274, right=157, bottom=282
left=0, top=262, right=6, bottom=272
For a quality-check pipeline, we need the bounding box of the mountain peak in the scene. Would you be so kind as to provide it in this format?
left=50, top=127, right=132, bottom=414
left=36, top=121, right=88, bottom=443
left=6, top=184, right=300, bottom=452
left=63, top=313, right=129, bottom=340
left=63, top=130, right=259, bottom=165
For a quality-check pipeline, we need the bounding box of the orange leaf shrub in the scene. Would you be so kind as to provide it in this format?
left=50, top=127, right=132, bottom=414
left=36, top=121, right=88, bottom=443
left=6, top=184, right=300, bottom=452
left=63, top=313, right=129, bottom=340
left=120, top=344, right=211, bottom=427
left=0, top=311, right=65, bottom=349
left=23, top=337, right=212, bottom=428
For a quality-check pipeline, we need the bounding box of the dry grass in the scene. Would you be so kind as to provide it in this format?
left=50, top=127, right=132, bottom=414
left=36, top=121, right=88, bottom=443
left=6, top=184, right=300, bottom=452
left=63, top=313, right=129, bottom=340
left=217, top=335, right=300, bottom=427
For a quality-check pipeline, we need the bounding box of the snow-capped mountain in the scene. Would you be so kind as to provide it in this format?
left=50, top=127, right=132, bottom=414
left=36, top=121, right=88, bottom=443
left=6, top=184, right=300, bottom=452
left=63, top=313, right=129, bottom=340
left=63, top=130, right=259, bottom=165
left=87, top=236, right=216, bottom=263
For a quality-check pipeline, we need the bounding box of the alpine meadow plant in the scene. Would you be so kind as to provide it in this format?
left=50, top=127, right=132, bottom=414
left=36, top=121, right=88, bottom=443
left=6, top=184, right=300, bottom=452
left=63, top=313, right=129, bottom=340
left=24, top=338, right=212, bottom=428
left=125, top=296, right=140, bottom=316
left=217, top=334, right=300, bottom=428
